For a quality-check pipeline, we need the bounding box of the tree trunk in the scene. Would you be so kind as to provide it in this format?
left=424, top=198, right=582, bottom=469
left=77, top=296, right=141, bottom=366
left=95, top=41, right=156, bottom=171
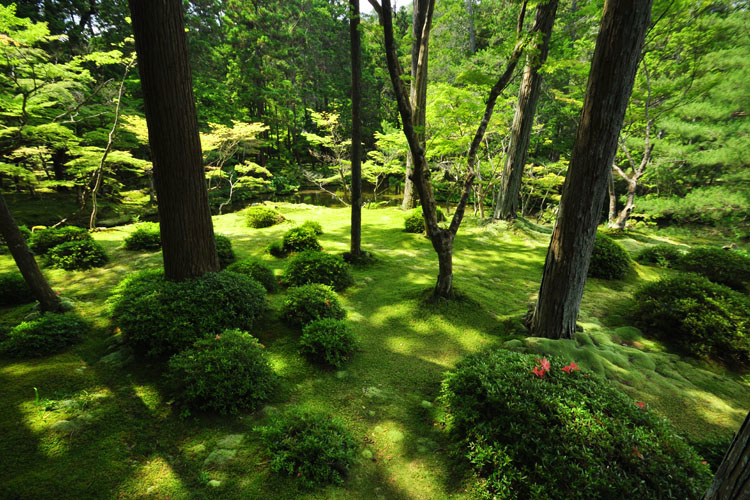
left=703, top=411, right=750, bottom=499
left=434, top=232, right=454, bottom=298
left=128, top=0, right=219, bottom=281
left=607, top=166, right=616, bottom=224
left=530, top=0, right=652, bottom=339
left=0, top=193, right=61, bottom=312
left=349, top=0, right=363, bottom=258
left=495, top=0, right=558, bottom=221
left=611, top=178, right=637, bottom=228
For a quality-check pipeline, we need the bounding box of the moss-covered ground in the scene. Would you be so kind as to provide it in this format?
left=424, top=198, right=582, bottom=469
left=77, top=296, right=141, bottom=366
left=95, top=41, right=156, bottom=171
left=1, top=203, right=747, bottom=499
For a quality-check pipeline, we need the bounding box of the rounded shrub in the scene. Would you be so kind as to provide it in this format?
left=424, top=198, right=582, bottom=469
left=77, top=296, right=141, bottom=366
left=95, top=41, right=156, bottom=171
left=0, top=313, right=87, bottom=358
left=29, top=226, right=91, bottom=255
left=226, top=258, right=276, bottom=292
left=124, top=222, right=161, bottom=251
left=404, top=207, right=445, bottom=233
left=0, top=272, right=35, bottom=306
left=299, top=319, right=357, bottom=368
left=266, top=240, right=285, bottom=258
left=246, top=206, right=285, bottom=228
left=588, top=233, right=632, bottom=280
left=631, top=274, right=750, bottom=366
left=440, top=349, right=711, bottom=500
left=282, top=251, right=353, bottom=291
left=674, top=246, right=750, bottom=291
left=109, top=270, right=266, bottom=357
left=46, top=239, right=109, bottom=270
left=281, top=284, right=345, bottom=328
left=166, top=329, right=276, bottom=415
left=258, top=410, right=357, bottom=489
left=282, top=226, right=321, bottom=253
left=635, top=244, right=683, bottom=268
left=300, top=220, right=323, bottom=235
left=215, top=234, right=235, bottom=269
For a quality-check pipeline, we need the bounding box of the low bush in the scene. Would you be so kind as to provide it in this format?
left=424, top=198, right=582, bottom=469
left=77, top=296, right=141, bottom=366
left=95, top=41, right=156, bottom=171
left=674, top=246, right=750, bottom=291
left=282, top=251, right=353, bottom=291
left=166, top=329, right=276, bottom=415
left=635, top=244, right=683, bottom=268
left=404, top=207, right=445, bottom=233
left=124, top=222, right=161, bottom=251
left=266, top=240, right=285, bottom=258
left=0, top=273, right=35, bottom=306
left=215, top=234, right=235, bottom=269
left=109, top=270, right=266, bottom=357
left=300, top=220, right=323, bottom=235
left=299, top=319, right=356, bottom=368
left=258, top=410, right=357, bottom=489
left=588, top=233, right=632, bottom=280
left=29, top=226, right=91, bottom=255
left=632, top=274, right=750, bottom=366
left=281, top=284, right=345, bottom=327
left=0, top=313, right=87, bottom=358
left=46, top=239, right=109, bottom=270
left=246, top=206, right=285, bottom=228
left=282, top=226, right=321, bottom=253
left=686, top=432, right=735, bottom=473
left=440, top=349, right=711, bottom=500
left=226, top=259, right=276, bottom=292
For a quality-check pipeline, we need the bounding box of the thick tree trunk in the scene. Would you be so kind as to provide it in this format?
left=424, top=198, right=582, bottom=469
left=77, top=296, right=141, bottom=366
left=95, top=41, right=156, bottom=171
left=703, top=411, right=750, bottom=499
left=495, top=0, right=558, bottom=221
left=349, top=0, right=363, bottom=257
left=530, top=0, right=652, bottom=339
left=0, top=193, right=61, bottom=312
left=128, top=0, right=219, bottom=281
left=433, top=232, right=455, bottom=297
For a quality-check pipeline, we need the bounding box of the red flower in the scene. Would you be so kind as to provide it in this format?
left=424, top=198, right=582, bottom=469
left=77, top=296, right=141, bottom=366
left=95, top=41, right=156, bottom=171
left=215, top=334, right=221, bottom=340
left=701, top=461, right=707, bottom=465
left=562, top=362, right=580, bottom=374
left=562, top=365, right=572, bottom=374
left=55, top=291, right=60, bottom=295
left=325, top=299, right=331, bottom=307
left=537, top=358, right=551, bottom=371
left=635, top=401, right=645, bottom=409
left=532, top=366, right=546, bottom=378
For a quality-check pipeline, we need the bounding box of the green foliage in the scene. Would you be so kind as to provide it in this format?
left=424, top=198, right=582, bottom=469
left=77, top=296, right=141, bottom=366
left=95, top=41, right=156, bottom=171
left=300, top=220, right=323, bottom=235
left=0, top=272, right=35, bottom=306
left=588, top=233, right=632, bottom=280
left=246, top=206, right=285, bottom=228
left=281, top=284, right=345, bottom=328
left=299, top=319, right=357, bottom=368
left=215, top=234, right=235, bottom=269
left=166, top=329, right=276, bottom=416
left=46, top=239, right=109, bottom=270
left=282, top=251, right=353, bottom=291
left=109, top=270, right=266, bottom=358
left=124, top=223, right=161, bottom=251
left=29, top=226, right=91, bottom=255
left=440, top=349, right=712, bottom=500
left=636, top=188, right=750, bottom=226
left=258, top=410, right=357, bottom=489
left=675, top=246, right=750, bottom=291
left=282, top=226, right=322, bottom=253
left=1, top=224, right=32, bottom=251
left=266, top=240, right=286, bottom=258
left=686, top=432, right=735, bottom=473
left=0, top=313, right=87, bottom=358
left=632, top=274, right=750, bottom=366
left=404, top=207, right=446, bottom=233
left=226, top=259, right=276, bottom=292
left=635, top=244, right=683, bottom=268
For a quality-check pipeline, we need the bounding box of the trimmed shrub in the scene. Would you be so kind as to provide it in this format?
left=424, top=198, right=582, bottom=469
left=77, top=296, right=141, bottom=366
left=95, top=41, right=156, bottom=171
left=635, top=244, right=683, bottom=268
left=675, top=246, right=750, bottom=291
left=109, top=270, right=266, bottom=357
left=266, top=240, right=285, bottom=258
left=404, top=207, right=445, bottom=233
left=281, top=284, right=345, bottom=327
left=282, top=251, right=353, bottom=291
left=632, top=274, right=750, bottom=366
left=124, top=222, right=161, bottom=251
left=440, top=349, right=711, bottom=500
left=299, top=319, right=356, bottom=368
left=686, top=433, right=735, bottom=473
left=226, top=259, right=276, bottom=292
left=46, top=239, right=109, bottom=270
left=0, top=273, right=35, bottom=306
left=0, top=313, right=87, bottom=358
left=215, top=234, right=235, bottom=269
left=588, top=233, right=632, bottom=280
left=166, top=329, right=276, bottom=415
left=300, top=220, right=323, bottom=235
left=29, top=226, right=91, bottom=255
left=282, top=226, right=321, bottom=253
left=258, top=410, right=357, bottom=489
left=246, top=206, right=285, bottom=228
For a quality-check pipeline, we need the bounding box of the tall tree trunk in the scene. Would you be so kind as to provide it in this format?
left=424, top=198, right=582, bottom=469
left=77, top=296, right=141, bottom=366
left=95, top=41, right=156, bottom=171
left=530, top=0, right=652, bottom=339
left=495, top=0, right=559, bottom=220
left=128, top=0, right=219, bottom=281
left=703, top=411, right=750, bottom=499
left=612, top=178, right=637, bottom=228
left=349, top=0, right=363, bottom=258
left=0, top=193, right=61, bottom=312
left=607, top=166, right=616, bottom=224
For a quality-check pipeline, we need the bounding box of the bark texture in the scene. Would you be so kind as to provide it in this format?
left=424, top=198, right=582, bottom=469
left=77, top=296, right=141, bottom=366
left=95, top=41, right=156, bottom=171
left=530, top=0, right=652, bottom=339
left=128, top=0, right=219, bottom=281
left=349, top=0, right=363, bottom=257
left=703, top=411, right=750, bottom=500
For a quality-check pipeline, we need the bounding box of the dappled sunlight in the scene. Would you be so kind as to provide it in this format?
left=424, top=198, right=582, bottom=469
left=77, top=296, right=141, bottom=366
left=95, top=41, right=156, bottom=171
left=117, top=456, right=187, bottom=499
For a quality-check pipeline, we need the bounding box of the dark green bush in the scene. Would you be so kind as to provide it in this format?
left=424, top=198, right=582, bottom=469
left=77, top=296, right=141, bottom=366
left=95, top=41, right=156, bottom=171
left=166, top=329, right=276, bottom=415
left=299, top=319, right=356, bottom=368
left=281, top=284, right=345, bottom=328
left=124, top=222, right=161, bottom=251
left=226, top=259, right=276, bottom=292
left=0, top=273, right=35, bottom=306
left=440, top=349, right=711, bottom=500
left=300, top=220, right=323, bottom=235
left=215, top=234, right=235, bottom=269
left=282, top=251, right=353, bottom=291
left=266, top=240, right=285, bottom=258
left=675, top=246, right=750, bottom=291
left=0, top=313, right=87, bottom=358
left=29, top=226, right=91, bottom=255
left=282, top=226, right=321, bottom=253
left=632, top=274, right=750, bottom=366
left=46, top=239, right=109, bottom=270
left=588, top=233, right=632, bottom=280
left=686, top=432, right=735, bottom=473
left=635, top=244, right=683, bottom=268
left=246, top=206, right=285, bottom=228
left=109, top=270, right=266, bottom=357
left=404, top=207, right=445, bottom=233
left=258, top=410, right=357, bottom=489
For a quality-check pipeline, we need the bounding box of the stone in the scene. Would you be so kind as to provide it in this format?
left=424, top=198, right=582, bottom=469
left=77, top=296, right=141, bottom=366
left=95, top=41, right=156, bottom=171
left=363, top=386, right=387, bottom=399
left=99, top=348, right=133, bottom=367
left=216, top=434, right=244, bottom=449
left=203, top=449, right=237, bottom=468
left=208, top=480, right=222, bottom=488
left=50, top=420, right=80, bottom=433
left=58, top=399, right=78, bottom=410
left=59, top=299, right=75, bottom=312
